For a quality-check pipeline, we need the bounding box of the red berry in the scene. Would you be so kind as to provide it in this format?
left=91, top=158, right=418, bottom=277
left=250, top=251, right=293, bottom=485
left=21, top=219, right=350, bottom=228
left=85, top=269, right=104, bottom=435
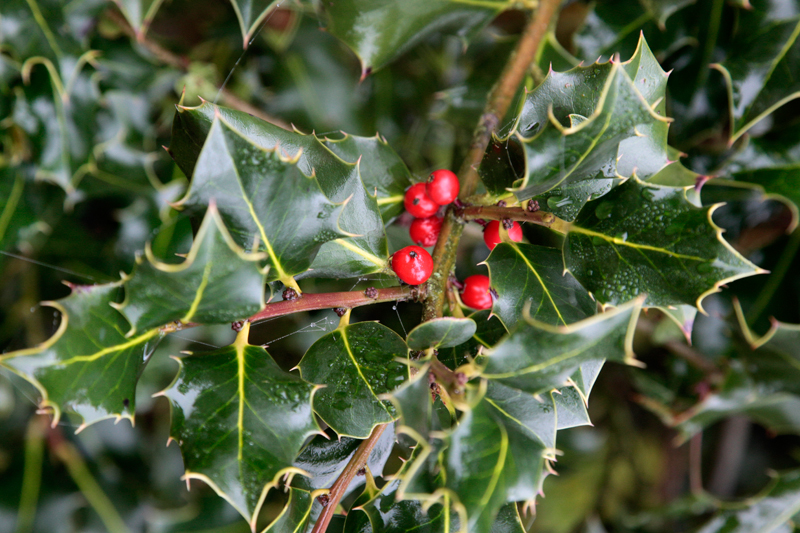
left=404, top=183, right=439, bottom=218
left=426, top=169, right=459, bottom=205
left=461, top=275, right=493, bottom=310
left=483, top=220, right=522, bottom=250
left=409, top=216, right=443, bottom=247
left=391, top=246, right=434, bottom=285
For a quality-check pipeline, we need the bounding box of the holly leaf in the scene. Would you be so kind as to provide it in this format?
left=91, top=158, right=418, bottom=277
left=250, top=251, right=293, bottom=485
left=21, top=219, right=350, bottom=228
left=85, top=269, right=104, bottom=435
left=714, top=2, right=800, bottom=142
left=423, top=389, right=553, bottom=531
left=227, top=0, right=281, bottom=48
left=161, top=322, right=320, bottom=530
left=386, top=366, right=433, bottom=439
left=0, top=282, right=162, bottom=428
left=406, top=318, right=478, bottom=350
left=323, top=0, right=512, bottom=75
left=117, top=205, right=266, bottom=333
left=437, top=311, right=507, bottom=371
left=293, top=423, right=395, bottom=496
left=113, top=0, right=166, bottom=38
left=10, top=67, right=99, bottom=193
left=563, top=178, right=765, bottom=310
left=697, top=470, right=800, bottom=533
left=480, top=298, right=643, bottom=395
left=673, top=307, right=800, bottom=438
left=261, top=486, right=314, bottom=533
left=486, top=242, right=596, bottom=330
left=351, top=463, right=525, bottom=533
left=489, top=35, right=671, bottom=220
left=173, top=114, right=348, bottom=289
left=298, top=321, right=408, bottom=438
left=322, top=133, right=413, bottom=222
left=171, top=103, right=392, bottom=279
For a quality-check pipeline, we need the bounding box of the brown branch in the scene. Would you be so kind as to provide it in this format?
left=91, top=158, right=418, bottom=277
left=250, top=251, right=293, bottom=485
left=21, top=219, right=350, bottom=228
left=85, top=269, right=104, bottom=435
left=248, top=285, right=420, bottom=324
left=311, top=424, right=388, bottom=533
left=104, top=7, right=290, bottom=129
left=457, top=0, right=562, bottom=199
left=423, top=0, right=562, bottom=321
left=460, top=205, right=569, bottom=233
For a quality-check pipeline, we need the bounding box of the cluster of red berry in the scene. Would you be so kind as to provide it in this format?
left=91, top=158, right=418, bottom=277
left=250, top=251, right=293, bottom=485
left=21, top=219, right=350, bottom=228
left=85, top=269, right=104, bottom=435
left=391, top=170, right=459, bottom=286
left=390, top=169, right=521, bottom=312
left=406, top=169, right=459, bottom=246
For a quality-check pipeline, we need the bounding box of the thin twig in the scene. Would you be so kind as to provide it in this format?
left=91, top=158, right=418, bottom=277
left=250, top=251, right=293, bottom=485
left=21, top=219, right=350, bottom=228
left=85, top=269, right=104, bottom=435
left=423, top=0, right=563, bottom=321
left=460, top=205, right=568, bottom=233
left=310, top=424, right=388, bottom=533
left=248, top=285, right=420, bottom=324
left=104, top=7, right=290, bottom=129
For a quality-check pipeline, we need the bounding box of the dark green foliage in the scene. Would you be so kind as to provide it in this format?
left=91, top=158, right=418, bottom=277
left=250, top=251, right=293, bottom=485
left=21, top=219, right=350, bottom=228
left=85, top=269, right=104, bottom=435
left=3, top=1, right=800, bottom=533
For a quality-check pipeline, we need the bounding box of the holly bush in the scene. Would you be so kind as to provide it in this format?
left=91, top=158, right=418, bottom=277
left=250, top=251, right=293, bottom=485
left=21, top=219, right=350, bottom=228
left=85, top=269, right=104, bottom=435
left=3, top=1, right=800, bottom=532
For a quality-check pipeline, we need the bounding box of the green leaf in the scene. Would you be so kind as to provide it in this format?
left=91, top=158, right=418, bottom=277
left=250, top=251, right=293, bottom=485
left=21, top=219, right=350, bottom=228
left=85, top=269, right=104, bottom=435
left=432, top=393, right=539, bottom=531
left=10, top=68, right=99, bottom=193
left=486, top=243, right=596, bottom=329
left=322, top=133, right=412, bottom=222
left=386, top=366, right=433, bottom=439
left=491, top=36, right=671, bottom=220
left=697, top=470, right=800, bottom=533
left=174, top=114, right=347, bottom=289
left=298, top=321, right=408, bottom=438
left=563, top=178, right=764, bottom=310
left=228, top=0, right=281, bottom=48
left=675, top=308, right=800, bottom=438
left=406, top=318, right=478, bottom=350
left=714, top=2, right=800, bottom=141
left=171, top=103, right=392, bottom=279
left=351, top=473, right=526, bottom=533
left=161, top=322, right=320, bottom=529
left=261, top=486, right=314, bottom=533
left=482, top=381, right=557, bottom=500
left=294, top=423, right=395, bottom=494
left=480, top=298, right=643, bottom=395
left=437, top=311, right=507, bottom=370
left=324, top=0, right=511, bottom=74
left=722, top=167, right=800, bottom=233
left=117, top=205, right=266, bottom=333
left=0, top=282, right=163, bottom=428
left=114, top=0, right=166, bottom=38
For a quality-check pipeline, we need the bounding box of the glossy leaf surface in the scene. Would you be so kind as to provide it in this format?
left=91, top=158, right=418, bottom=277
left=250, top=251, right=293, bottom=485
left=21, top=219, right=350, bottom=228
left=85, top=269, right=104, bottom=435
left=697, top=470, right=800, bottom=533
left=322, top=133, right=413, bottom=222
left=171, top=103, right=392, bottom=279
left=260, top=486, right=313, bottom=533
left=676, top=315, right=800, bottom=437
left=490, top=36, right=671, bottom=219
left=715, top=1, right=800, bottom=141
left=0, top=283, right=162, bottom=427
left=481, top=298, right=642, bottom=395
left=406, top=317, right=477, bottom=350
left=294, top=423, right=395, bottom=495
left=437, top=311, right=507, bottom=370
left=486, top=243, right=595, bottom=329
left=324, top=0, right=511, bottom=74
left=163, top=323, right=319, bottom=528
left=174, top=116, right=346, bottom=288
left=564, top=179, right=763, bottom=309
left=298, top=321, right=408, bottom=437
left=119, top=205, right=266, bottom=332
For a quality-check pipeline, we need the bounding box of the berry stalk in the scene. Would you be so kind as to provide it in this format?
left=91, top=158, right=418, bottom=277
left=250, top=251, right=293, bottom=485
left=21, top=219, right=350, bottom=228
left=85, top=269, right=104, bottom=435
left=423, top=0, right=562, bottom=320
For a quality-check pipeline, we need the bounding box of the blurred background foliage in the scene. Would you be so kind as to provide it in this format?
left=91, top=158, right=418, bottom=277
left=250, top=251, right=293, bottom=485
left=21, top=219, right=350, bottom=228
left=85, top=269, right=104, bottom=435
left=2, top=0, right=800, bottom=532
